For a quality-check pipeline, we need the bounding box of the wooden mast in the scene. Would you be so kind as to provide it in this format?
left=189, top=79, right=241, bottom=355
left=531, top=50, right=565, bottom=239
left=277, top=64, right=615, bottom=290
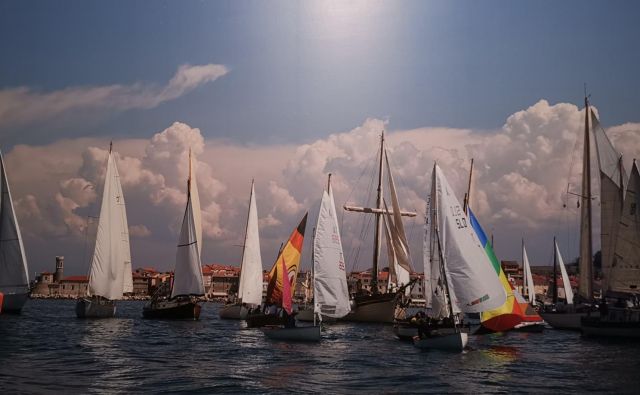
left=370, top=132, right=385, bottom=294
left=463, top=158, right=474, bottom=213
left=579, top=96, right=593, bottom=300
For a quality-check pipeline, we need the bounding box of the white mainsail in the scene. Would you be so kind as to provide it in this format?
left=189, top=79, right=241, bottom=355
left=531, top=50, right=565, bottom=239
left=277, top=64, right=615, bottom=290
left=608, top=162, right=640, bottom=294
left=430, top=164, right=506, bottom=316
left=382, top=201, right=411, bottom=296
left=555, top=240, right=574, bottom=304
left=0, top=151, right=30, bottom=296
left=171, top=185, right=205, bottom=298
left=522, top=242, right=536, bottom=305
left=237, top=181, right=263, bottom=306
left=592, top=111, right=626, bottom=292
left=384, top=152, right=412, bottom=273
left=88, top=149, right=130, bottom=300
left=313, top=184, right=351, bottom=319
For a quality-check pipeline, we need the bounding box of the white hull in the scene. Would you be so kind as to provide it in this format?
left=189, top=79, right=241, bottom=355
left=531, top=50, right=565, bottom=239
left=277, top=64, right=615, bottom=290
left=0, top=291, right=29, bottom=313
left=219, top=304, right=249, bottom=320
left=262, top=325, right=321, bottom=342
left=340, top=296, right=396, bottom=323
left=414, top=330, right=468, bottom=352
left=540, top=311, right=598, bottom=330
left=76, top=297, right=116, bottom=318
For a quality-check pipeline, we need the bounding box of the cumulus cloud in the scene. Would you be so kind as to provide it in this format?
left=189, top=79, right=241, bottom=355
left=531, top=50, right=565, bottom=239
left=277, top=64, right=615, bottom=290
left=5, top=100, right=640, bottom=275
left=0, top=64, right=228, bottom=127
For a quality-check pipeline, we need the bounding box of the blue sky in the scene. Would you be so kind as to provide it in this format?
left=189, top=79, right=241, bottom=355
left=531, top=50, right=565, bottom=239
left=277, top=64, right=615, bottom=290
left=2, top=0, right=640, bottom=147
left=2, top=1, right=640, bottom=274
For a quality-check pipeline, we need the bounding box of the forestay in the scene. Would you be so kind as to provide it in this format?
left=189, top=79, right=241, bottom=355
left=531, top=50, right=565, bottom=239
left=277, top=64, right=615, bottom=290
left=313, top=186, right=350, bottom=319
left=0, top=151, right=30, bottom=295
left=237, top=181, right=263, bottom=306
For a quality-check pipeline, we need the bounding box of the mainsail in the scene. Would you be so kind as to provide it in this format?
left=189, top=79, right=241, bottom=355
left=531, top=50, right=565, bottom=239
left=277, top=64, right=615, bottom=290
left=171, top=183, right=205, bottom=298
left=313, top=184, right=351, bottom=319
left=522, top=242, right=536, bottom=305
left=266, top=213, right=308, bottom=305
left=429, top=164, right=506, bottom=318
left=592, top=111, right=626, bottom=292
left=382, top=203, right=411, bottom=295
left=0, top=151, right=30, bottom=296
left=608, top=162, right=640, bottom=294
left=237, top=181, right=263, bottom=306
left=555, top=240, right=574, bottom=304
left=189, top=149, right=203, bottom=257
left=88, top=148, right=131, bottom=300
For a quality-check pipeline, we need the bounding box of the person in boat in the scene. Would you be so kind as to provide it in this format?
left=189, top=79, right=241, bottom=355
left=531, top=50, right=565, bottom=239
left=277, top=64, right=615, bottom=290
left=266, top=304, right=279, bottom=315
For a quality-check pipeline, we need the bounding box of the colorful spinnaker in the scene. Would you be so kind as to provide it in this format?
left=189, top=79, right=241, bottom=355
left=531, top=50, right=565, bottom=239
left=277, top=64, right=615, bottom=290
left=266, top=213, right=308, bottom=306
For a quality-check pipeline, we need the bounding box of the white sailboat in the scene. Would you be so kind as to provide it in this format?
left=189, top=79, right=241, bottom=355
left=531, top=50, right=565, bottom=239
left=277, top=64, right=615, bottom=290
left=0, top=150, right=30, bottom=313
left=219, top=180, right=263, bottom=320
left=414, top=164, right=506, bottom=351
left=143, top=154, right=205, bottom=320
left=76, top=143, right=132, bottom=318
left=522, top=241, right=536, bottom=305
left=342, top=132, right=416, bottom=323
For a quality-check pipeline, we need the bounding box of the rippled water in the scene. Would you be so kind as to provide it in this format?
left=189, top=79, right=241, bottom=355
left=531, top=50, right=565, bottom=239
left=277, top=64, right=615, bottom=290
left=1, top=300, right=639, bottom=393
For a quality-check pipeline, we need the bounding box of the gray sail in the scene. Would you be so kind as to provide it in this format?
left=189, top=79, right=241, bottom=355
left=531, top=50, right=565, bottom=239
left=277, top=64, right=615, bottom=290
left=591, top=112, right=626, bottom=292
left=0, top=151, right=30, bottom=297
left=608, top=162, right=640, bottom=294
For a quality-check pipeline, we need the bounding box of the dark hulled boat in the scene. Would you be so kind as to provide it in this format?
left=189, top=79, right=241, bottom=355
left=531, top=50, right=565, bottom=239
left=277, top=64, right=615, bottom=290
left=143, top=296, right=201, bottom=320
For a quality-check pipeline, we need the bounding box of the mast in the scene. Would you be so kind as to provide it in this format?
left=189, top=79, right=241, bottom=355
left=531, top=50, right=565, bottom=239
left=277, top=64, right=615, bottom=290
left=371, top=132, right=385, bottom=294
left=553, top=236, right=558, bottom=304
left=463, top=158, right=474, bottom=213
left=579, top=96, right=593, bottom=300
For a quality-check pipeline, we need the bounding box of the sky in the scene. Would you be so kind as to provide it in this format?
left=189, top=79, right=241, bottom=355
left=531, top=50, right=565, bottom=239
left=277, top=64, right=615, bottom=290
left=1, top=0, right=639, bottom=277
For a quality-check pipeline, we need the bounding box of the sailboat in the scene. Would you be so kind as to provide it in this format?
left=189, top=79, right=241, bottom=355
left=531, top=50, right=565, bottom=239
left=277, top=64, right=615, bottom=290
left=219, top=180, right=263, bottom=320
left=76, top=143, right=132, bottom=318
left=582, top=160, right=640, bottom=337
left=342, top=132, right=416, bottom=323
left=541, top=97, right=609, bottom=328
left=297, top=175, right=351, bottom=323
left=143, top=153, right=204, bottom=320
left=246, top=213, right=308, bottom=328
left=0, top=150, right=30, bottom=313
left=414, top=164, right=506, bottom=351
left=522, top=241, right=536, bottom=305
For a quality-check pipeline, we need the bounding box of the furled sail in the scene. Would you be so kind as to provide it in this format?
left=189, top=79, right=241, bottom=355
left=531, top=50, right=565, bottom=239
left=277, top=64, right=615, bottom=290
left=88, top=150, right=129, bottom=300
left=555, top=240, right=574, bottom=304
left=522, top=243, right=536, bottom=305
left=266, top=213, right=308, bottom=305
left=591, top=112, right=626, bottom=292
left=431, top=164, right=506, bottom=315
left=237, top=181, right=263, bottom=306
left=313, top=185, right=350, bottom=319
left=609, top=162, right=640, bottom=294
left=171, top=186, right=205, bottom=298
left=0, top=151, right=30, bottom=296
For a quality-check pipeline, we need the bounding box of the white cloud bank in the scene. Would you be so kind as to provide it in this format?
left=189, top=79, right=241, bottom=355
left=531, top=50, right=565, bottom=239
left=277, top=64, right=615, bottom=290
left=0, top=64, right=228, bottom=127
left=5, top=100, right=640, bottom=275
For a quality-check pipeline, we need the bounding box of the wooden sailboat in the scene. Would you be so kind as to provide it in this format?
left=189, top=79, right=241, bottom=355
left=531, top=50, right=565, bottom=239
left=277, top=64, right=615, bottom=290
left=246, top=213, right=307, bottom=328
left=0, top=150, right=30, bottom=314
left=143, top=153, right=204, bottom=320
left=582, top=160, right=640, bottom=337
left=414, top=164, right=506, bottom=351
left=342, top=132, right=416, bottom=323
left=76, top=143, right=132, bottom=318
left=541, top=97, right=606, bottom=328
left=219, top=180, right=263, bottom=320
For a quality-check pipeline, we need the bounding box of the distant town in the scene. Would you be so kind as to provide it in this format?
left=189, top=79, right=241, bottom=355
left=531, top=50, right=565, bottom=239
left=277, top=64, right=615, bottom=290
left=30, top=255, right=592, bottom=304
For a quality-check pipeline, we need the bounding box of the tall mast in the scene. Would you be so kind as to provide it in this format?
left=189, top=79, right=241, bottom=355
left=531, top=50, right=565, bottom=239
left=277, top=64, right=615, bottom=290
left=553, top=236, right=558, bottom=304
left=579, top=96, right=593, bottom=300
left=371, top=132, right=385, bottom=294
